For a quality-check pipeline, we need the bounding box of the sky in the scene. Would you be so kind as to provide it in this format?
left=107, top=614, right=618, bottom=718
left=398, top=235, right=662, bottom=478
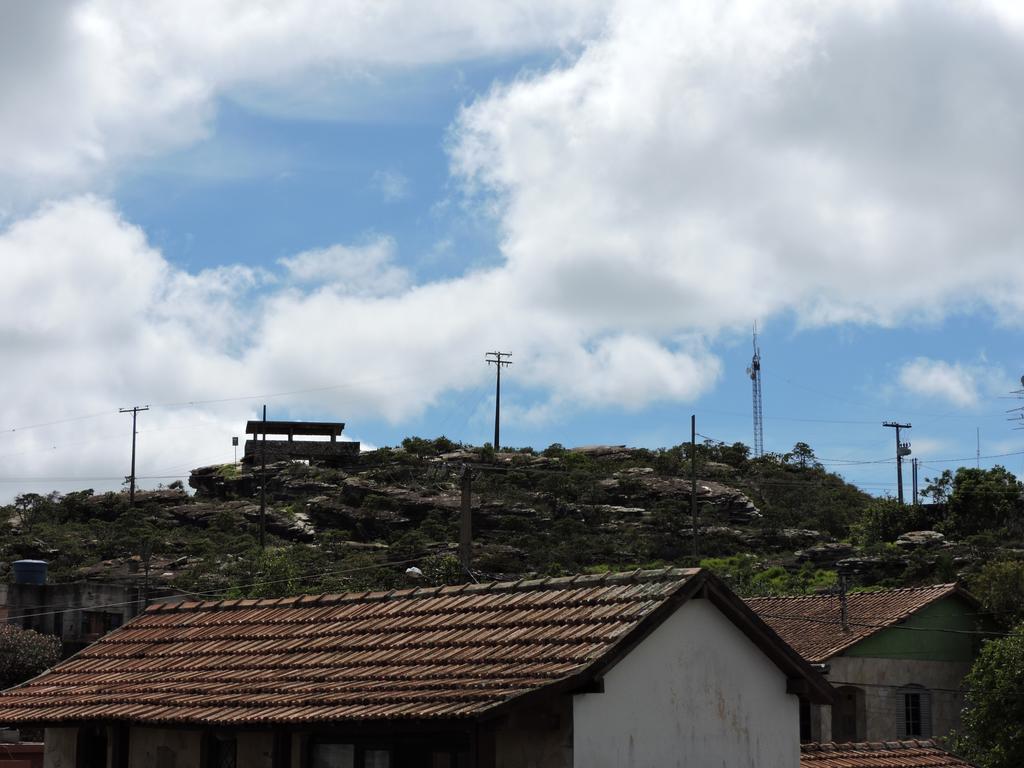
left=1, top=0, right=1024, bottom=503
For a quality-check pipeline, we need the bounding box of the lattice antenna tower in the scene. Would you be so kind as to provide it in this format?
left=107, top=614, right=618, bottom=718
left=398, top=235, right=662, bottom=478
left=1009, top=374, right=1024, bottom=432
left=747, top=322, right=764, bottom=457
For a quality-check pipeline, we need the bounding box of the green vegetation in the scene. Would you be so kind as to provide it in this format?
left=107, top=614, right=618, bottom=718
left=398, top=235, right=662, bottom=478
left=1, top=438, right=1021, bottom=601
left=0, top=624, right=61, bottom=690
left=956, top=624, right=1024, bottom=768
left=700, top=554, right=837, bottom=597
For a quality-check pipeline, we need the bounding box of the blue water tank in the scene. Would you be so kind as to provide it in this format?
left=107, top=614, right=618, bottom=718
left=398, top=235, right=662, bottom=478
left=12, top=560, right=47, bottom=585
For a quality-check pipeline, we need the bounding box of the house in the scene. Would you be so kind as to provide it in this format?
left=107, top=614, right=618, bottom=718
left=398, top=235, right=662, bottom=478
left=2, top=561, right=183, bottom=657
left=747, top=584, right=996, bottom=744
left=2, top=569, right=139, bottom=656
left=801, top=740, right=977, bottom=767
left=0, top=568, right=832, bottom=768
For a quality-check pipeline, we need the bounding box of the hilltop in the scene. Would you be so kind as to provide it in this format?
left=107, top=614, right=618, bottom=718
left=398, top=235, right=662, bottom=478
left=2, top=437, right=1021, bottom=601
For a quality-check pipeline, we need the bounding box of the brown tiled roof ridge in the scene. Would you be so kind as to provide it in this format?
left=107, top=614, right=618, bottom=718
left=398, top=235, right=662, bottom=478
left=803, top=739, right=947, bottom=752
left=0, top=566, right=837, bottom=727
left=149, top=566, right=701, bottom=614
left=747, top=583, right=959, bottom=605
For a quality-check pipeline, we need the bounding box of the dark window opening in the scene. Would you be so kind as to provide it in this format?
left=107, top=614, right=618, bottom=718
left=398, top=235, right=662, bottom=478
left=203, top=733, right=237, bottom=768
left=799, top=696, right=812, bottom=742
left=76, top=725, right=108, bottom=768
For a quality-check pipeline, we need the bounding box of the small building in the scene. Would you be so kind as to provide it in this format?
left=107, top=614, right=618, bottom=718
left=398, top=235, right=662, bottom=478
left=0, top=568, right=831, bottom=767
left=747, top=584, right=996, bottom=744
left=2, top=569, right=142, bottom=657
left=801, top=739, right=977, bottom=767
left=243, top=420, right=359, bottom=467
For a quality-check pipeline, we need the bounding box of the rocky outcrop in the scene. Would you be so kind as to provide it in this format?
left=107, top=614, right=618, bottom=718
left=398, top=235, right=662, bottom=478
left=895, top=530, right=949, bottom=550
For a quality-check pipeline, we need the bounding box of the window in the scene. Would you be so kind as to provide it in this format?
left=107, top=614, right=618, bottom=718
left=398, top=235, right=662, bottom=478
left=898, top=685, right=932, bottom=738
left=75, top=726, right=108, bottom=768
left=81, top=611, right=124, bottom=641
left=202, top=733, right=237, bottom=768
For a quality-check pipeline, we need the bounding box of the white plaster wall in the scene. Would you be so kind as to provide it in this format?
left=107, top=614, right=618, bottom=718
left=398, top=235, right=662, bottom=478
left=573, top=599, right=799, bottom=768
left=43, top=727, right=75, bottom=768
left=128, top=727, right=201, bottom=768
left=826, top=657, right=972, bottom=742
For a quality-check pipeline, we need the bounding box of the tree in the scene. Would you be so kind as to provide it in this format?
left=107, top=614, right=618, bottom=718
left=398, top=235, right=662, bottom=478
left=0, top=624, right=61, bottom=690
left=784, top=442, right=822, bottom=470
left=956, top=624, right=1024, bottom=768
left=922, top=469, right=954, bottom=504
left=970, top=559, right=1024, bottom=628
left=945, top=466, right=1024, bottom=539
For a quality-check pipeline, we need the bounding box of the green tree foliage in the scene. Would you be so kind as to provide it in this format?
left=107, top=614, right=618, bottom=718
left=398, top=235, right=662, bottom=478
left=852, top=497, right=940, bottom=545
left=956, top=624, right=1024, bottom=768
left=970, top=559, right=1024, bottom=628
left=0, top=624, right=61, bottom=690
left=700, top=554, right=836, bottom=597
left=400, top=436, right=459, bottom=457
left=744, top=443, right=870, bottom=537
left=944, top=466, right=1024, bottom=539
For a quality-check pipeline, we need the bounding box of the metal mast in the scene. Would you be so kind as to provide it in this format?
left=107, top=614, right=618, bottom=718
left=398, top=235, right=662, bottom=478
left=747, top=323, right=764, bottom=457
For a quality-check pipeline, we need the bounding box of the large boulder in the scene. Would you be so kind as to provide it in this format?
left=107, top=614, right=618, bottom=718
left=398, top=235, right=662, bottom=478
left=895, top=530, right=949, bottom=550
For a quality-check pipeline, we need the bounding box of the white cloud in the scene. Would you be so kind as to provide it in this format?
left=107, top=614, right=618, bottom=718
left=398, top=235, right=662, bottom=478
left=6, top=0, right=1024, bottom=498
left=451, top=0, right=1024, bottom=332
left=0, top=0, right=613, bottom=208
left=898, top=358, right=982, bottom=408
left=372, top=170, right=411, bottom=202
left=0, top=197, right=718, bottom=499
left=279, top=238, right=411, bottom=297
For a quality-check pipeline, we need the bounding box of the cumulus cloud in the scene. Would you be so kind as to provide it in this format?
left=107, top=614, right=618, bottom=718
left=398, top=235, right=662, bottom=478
left=0, top=197, right=718, bottom=498
left=898, top=358, right=988, bottom=408
left=451, top=0, right=1024, bottom=331
left=5, top=0, right=1024, bottom=497
left=279, top=238, right=411, bottom=297
left=0, top=0, right=613, bottom=208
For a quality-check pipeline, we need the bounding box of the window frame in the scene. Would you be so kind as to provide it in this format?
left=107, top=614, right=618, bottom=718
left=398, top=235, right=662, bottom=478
left=897, top=684, right=932, bottom=739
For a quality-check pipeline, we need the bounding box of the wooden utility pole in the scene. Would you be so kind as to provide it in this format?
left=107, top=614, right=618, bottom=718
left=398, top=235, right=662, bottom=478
left=459, top=465, right=473, bottom=575
left=260, top=404, right=267, bottom=549
left=883, top=421, right=912, bottom=506
left=691, top=414, right=698, bottom=560
left=119, top=405, right=149, bottom=507
left=912, top=458, right=919, bottom=506
left=485, top=352, right=512, bottom=451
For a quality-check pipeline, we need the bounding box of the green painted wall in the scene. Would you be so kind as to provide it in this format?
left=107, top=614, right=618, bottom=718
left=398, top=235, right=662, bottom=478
left=844, top=596, right=995, bottom=662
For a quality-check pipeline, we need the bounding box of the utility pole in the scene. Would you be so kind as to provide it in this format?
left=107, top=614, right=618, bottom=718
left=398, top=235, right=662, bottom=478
left=691, top=414, right=698, bottom=561
left=260, top=405, right=267, bottom=550
left=912, top=458, right=919, bottom=506
left=119, top=405, right=150, bottom=507
left=882, top=421, right=912, bottom=506
left=460, top=465, right=473, bottom=576
left=485, top=352, right=512, bottom=452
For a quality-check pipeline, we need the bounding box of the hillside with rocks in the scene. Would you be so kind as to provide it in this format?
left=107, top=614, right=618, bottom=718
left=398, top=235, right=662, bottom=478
left=4, top=437, right=1021, bottom=603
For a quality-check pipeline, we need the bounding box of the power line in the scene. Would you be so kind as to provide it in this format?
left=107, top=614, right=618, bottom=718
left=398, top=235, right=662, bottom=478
left=4, top=553, right=436, bottom=623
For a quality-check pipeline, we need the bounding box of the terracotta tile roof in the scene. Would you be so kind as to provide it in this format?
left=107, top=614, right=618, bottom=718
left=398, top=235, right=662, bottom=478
left=801, top=740, right=977, bottom=767
left=746, top=584, right=964, bottom=663
left=0, top=568, right=710, bottom=727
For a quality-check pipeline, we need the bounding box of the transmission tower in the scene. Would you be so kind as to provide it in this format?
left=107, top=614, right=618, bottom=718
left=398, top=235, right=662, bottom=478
left=1009, top=375, right=1024, bottom=432
left=746, top=324, right=764, bottom=457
